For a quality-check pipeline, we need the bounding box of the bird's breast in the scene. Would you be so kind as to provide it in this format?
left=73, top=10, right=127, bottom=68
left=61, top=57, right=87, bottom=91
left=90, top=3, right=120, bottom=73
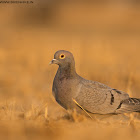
left=53, top=77, right=78, bottom=109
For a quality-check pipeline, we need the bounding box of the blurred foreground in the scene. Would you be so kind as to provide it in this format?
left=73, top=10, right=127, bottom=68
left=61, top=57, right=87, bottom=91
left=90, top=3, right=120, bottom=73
left=0, top=1, right=140, bottom=140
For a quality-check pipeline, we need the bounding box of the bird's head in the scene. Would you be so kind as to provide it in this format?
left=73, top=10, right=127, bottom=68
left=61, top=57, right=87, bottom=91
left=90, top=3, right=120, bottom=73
left=50, top=50, right=75, bottom=68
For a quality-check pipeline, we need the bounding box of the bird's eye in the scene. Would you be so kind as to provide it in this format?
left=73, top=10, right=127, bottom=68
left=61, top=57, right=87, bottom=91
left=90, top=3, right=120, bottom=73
left=59, top=54, right=65, bottom=59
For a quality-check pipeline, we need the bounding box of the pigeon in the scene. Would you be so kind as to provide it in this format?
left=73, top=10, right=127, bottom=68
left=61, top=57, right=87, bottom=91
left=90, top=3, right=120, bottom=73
left=50, top=50, right=140, bottom=114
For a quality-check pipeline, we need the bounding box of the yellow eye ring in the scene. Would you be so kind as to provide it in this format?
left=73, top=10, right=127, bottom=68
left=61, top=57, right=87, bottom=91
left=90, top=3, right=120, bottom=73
left=59, top=54, right=65, bottom=59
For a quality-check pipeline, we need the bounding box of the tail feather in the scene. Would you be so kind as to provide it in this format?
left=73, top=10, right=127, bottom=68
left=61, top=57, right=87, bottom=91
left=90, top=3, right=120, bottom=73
left=123, top=98, right=140, bottom=105
left=116, top=98, right=140, bottom=113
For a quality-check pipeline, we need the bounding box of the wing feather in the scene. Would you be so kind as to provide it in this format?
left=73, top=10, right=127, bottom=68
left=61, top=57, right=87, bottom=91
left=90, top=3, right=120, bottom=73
left=75, top=80, right=129, bottom=114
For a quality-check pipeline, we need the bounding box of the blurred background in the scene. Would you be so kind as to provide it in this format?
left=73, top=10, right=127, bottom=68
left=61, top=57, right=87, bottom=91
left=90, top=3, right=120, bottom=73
left=0, top=0, right=140, bottom=140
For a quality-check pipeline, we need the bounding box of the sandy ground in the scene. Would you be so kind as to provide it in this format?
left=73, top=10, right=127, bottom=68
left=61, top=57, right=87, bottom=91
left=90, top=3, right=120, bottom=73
left=1, top=1, right=140, bottom=140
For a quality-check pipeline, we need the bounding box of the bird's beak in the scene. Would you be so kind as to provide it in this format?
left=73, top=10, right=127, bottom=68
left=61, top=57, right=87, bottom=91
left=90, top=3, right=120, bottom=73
left=49, top=59, right=59, bottom=65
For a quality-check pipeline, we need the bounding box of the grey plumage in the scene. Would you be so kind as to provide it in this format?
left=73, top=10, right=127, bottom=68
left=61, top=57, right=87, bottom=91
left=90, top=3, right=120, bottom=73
left=50, top=50, right=140, bottom=114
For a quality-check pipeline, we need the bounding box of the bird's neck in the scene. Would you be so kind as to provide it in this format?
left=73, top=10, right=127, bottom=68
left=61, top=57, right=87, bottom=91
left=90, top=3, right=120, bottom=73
left=57, top=64, right=77, bottom=79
